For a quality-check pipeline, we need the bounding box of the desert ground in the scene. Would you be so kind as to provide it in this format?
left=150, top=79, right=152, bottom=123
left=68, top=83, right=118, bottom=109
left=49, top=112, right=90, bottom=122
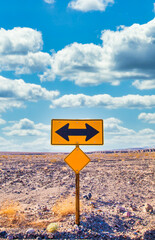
left=0, top=149, right=154, bottom=239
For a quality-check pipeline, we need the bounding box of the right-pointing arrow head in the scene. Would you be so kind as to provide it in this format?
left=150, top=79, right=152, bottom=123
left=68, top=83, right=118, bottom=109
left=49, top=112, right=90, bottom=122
left=85, top=123, right=99, bottom=141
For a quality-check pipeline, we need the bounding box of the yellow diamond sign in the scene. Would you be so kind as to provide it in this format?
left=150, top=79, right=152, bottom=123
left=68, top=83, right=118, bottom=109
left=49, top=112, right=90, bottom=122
left=64, top=146, right=90, bottom=173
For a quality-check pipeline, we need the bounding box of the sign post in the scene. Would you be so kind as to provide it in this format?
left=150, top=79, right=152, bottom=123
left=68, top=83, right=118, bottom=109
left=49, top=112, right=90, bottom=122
left=75, top=172, right=80, bottom=225
left=51, top=119, right=104, bottom=225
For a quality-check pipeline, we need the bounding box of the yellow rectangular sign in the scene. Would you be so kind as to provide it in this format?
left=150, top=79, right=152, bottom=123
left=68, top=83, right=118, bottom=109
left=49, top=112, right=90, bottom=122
left=51, top=119, right=103, bottom=145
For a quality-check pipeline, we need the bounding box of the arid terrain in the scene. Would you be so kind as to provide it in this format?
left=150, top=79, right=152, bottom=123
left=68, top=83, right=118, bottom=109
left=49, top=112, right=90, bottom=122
left=0, top=149, right=154, bottom=239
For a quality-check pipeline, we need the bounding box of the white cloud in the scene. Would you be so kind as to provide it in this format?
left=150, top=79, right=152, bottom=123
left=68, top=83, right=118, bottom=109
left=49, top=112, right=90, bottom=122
left=0, top=118, right=6, bottom=124
left=68, top=0, right=114, bottom=12
left=44, top=0, right=55, bottom=4
left=103, top=117, right=155, bottom=149
left=0, top=49, right=52, bottom=75
left=0, top=98, right=24, bottom=113
left=3, top=118, right=50, bottom=136
left=0, top=76, right=59, bottom=112
left=138, top=128, right=155, bottom=134
left=102, top=117, right=155, bottom=149
left=2, top=20, right=155, bottom=87
left=42, top=19, right=155, bottom=86
left=0, top=27, right=52, bottom=76
left=132, top=80, right=155, bottom=90
left=104, top=118, right=135, bottom=135
left=0, top=136, right=20, bottom=151
left=50, top=93, right=155, bottom=109
left=138, top=112, right=155, bottom=123
left=0, top=76, right=59, bottom=101
left=105, top=129, right=155, bottom=150
left=0, top=27, right=43, bottom=54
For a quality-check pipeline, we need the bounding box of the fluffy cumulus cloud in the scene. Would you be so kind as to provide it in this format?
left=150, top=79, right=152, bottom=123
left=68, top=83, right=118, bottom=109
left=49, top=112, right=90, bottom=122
left=42, top=19, right=155, bottom=86
left=68, top=0, right=114, bottom=12
left=3, top=118, right=50, bottom=136
left=0, top=27, right=43, bottom=54
left=132, top=80, right=155, bottom=90
left=0, top=76, right=59, bottom=112
left=138, top=112, right=155, bottom=124
left=50, top=93, right=155, bottom=109
left=0, top=27, right=52, bottom=76
left=2, top=20, right=155, bottom=87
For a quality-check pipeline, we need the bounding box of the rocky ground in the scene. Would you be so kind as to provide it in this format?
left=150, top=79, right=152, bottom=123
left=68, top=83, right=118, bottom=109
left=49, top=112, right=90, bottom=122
left=0, top=149, right=154, bottom=239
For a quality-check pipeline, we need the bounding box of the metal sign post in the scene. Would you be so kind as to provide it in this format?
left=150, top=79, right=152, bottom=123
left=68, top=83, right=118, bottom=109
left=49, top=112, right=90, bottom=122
left=51, top=119, right=104, bottom=225
left=75, top=172, right=80, bottom=225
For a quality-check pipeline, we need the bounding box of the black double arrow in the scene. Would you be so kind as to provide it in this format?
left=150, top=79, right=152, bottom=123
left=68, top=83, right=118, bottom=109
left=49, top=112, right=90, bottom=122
left=56, top=123, right=99, bottom=141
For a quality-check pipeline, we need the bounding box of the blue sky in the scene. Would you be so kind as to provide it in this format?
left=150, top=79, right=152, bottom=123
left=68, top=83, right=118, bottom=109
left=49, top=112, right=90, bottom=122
left=0, top=0, right=155, bottom=152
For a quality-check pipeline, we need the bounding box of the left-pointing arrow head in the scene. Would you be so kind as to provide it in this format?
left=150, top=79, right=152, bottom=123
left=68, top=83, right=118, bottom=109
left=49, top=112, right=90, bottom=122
left=55, top=123, right=69, bottom=141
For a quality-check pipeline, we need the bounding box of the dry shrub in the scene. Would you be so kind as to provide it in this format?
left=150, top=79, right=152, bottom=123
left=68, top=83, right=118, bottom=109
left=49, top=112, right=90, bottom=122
left=0, top=201, right=25, bottom=227
left=52, top=195, right=92, bottom=218
left=30, top=219, right=51, bottom=228
left=52, top=196, right=82, bottom=217
left=50, top=159, right=57, bottom=163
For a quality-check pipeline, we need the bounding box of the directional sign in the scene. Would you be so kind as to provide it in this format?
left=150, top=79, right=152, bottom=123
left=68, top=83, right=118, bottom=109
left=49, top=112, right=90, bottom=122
left=64, top=146, right=90, bottom=173
left=51, top=119, right=103, bottom=145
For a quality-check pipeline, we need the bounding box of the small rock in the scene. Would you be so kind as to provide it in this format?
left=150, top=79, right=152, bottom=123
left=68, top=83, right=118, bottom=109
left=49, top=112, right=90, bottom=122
left=46, top=222, right=58, bottom=233
left=130, top=204, right=137, bottom=211
left=7, top=234, right=13, bottom=240
left=42, top=205, right=48, bottom=211
left=88, top=193, right=92, bottom=199
left=116, top=206, right=126, bottom=213
left=144, top=203, right=153, bottom=213
left=83, top=192, right=92, bottom=200
left=26, top=228, right=35, bottom=235
left=90, top=202, right=95, bottom=208
left=0, top=231, right=7, bottom=238
left=123, top=211, right=131, bottom=217
left=36, top=237, right=42, bottom=240
left=74, top=224, right=79, bottom=231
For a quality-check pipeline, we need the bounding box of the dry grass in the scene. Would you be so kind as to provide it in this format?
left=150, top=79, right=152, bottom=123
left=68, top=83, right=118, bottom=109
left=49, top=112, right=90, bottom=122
left=52, top=195, right=82, bottom=217
left=0, top=201, right=25, bottom=227
left=52, top=195, right=92, bottom=218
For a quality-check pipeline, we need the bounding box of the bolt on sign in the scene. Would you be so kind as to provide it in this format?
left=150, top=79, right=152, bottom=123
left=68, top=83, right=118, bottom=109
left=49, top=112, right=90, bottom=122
left=51, top=119, right=103, bottom=145
left=51, top=119, right=104, bottom=225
